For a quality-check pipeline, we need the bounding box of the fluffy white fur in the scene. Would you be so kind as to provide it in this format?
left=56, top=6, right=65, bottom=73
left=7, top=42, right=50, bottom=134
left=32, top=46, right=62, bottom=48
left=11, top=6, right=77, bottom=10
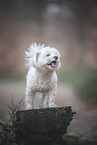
left=25, top=43, right=61, bottom=109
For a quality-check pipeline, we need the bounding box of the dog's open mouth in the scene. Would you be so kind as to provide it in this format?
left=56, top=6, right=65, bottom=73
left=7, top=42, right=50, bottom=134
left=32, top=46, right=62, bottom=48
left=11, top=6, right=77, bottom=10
left=48, top=61, right=57, bottom=68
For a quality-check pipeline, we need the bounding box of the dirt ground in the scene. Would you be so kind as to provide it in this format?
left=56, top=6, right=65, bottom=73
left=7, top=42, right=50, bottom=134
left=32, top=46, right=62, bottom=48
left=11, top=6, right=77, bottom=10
left=0, top=80, right=97, bottom=142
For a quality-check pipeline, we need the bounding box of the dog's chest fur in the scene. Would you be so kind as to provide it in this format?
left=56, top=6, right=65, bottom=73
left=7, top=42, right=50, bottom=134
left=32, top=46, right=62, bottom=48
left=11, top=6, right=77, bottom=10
left=27, top=67, right=57, bottom=92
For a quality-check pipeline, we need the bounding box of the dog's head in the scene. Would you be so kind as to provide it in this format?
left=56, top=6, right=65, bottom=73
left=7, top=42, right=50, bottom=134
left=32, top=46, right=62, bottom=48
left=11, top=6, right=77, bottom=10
left=33, top=46, right=61, bottom=71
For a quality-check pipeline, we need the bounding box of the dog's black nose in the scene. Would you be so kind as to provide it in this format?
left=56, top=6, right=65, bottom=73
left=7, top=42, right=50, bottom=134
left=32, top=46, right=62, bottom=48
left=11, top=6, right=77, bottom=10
left=54, top=56, right=58, bottom=60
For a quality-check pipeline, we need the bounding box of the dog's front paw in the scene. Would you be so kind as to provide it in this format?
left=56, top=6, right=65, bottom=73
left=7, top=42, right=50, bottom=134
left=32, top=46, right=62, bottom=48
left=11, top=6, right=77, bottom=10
left=49, top=104, right=57, bottom=108
left=25, top=104, right=34, bottom=110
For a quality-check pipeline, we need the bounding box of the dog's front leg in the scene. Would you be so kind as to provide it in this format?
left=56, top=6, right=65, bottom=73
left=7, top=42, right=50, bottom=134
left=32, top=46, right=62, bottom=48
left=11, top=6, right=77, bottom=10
left=39, top=92, right=46, bottom=108
left=25, top=88, right=35, bottom=109
left=48, top=89, right=57, bottom=107
left=43, top=89, right=57, bottom=108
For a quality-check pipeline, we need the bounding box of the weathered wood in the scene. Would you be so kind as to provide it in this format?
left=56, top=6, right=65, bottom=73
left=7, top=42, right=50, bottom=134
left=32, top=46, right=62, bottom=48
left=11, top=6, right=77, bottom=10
left=15, top=106, right=76, bottom=142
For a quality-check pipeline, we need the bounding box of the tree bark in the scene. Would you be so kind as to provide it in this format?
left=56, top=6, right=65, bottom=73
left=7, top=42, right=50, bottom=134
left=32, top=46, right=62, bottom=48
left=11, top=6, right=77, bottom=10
left=15, top=106, right=76, bottom=143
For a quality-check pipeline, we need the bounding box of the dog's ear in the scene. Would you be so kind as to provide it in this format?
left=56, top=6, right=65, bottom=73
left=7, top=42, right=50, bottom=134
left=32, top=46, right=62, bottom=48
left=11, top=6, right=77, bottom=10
left=36, top=53, right=40, bottom=62
left=33, top=52, right=40, bottom=68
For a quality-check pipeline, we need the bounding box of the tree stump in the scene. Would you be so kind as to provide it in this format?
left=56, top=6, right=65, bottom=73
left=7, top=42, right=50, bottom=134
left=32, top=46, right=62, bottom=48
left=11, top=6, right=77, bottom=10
left=15, top=106, right=76, bottom=144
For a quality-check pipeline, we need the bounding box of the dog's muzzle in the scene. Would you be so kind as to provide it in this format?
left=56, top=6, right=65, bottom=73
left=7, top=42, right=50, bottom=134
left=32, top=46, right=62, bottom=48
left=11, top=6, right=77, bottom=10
left=48, top=60, right=57, bottom=68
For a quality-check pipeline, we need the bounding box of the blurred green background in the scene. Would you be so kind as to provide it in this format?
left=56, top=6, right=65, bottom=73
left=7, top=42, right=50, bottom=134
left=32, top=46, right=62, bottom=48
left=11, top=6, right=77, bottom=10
left=58, top=70, right=97, bottom=101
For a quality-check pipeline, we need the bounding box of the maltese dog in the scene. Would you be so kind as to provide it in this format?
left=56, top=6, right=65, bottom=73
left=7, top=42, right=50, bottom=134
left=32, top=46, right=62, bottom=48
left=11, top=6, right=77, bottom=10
left=24, top=43, right=61, bottom=109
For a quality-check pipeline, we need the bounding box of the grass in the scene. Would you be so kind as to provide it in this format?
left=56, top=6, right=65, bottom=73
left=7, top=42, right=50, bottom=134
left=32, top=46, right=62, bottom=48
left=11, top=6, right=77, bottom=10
left=0, top=73, right=26, bottom=82
left=7, top=96, right=24, bottom=125
left=57, top=69, right=97, bottom=101
left=0, top=97, right=24, bottom=144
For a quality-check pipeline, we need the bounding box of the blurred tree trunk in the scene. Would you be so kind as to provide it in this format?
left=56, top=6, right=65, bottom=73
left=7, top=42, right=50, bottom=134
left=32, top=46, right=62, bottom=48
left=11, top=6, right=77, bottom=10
left=75, top=0, right=89, bottom=68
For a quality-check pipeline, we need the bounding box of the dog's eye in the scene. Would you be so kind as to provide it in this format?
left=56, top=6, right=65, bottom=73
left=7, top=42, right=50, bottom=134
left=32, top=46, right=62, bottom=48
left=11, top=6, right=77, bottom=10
left=46, top=54, right=50, bottom=57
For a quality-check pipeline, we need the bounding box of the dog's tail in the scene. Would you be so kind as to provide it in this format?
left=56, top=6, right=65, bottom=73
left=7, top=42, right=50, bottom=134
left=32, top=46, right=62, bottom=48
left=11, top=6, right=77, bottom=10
left=24, top=43, right=45, bottom=69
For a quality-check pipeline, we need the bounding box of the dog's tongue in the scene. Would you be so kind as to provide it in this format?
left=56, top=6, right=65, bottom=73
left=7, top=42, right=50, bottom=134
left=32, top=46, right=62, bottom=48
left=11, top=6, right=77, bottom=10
left=51, top=62, right=56, bottom=68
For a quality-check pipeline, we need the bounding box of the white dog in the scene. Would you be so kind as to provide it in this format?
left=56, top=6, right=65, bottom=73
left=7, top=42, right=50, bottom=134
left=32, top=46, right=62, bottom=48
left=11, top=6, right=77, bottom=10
left=24, top=43, right=61, bottom=109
